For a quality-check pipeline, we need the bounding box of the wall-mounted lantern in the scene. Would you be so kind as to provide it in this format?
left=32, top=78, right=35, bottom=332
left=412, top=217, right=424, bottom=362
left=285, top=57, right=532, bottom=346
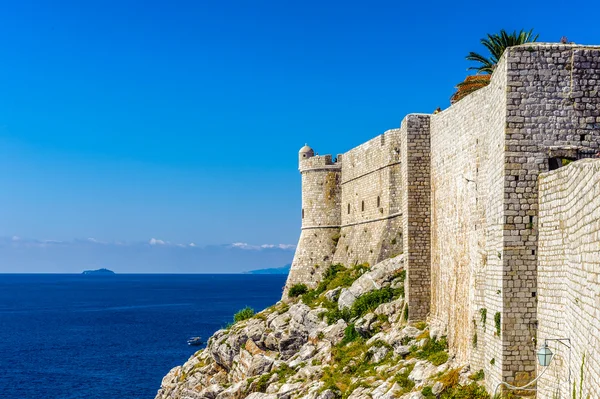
left=537, top=343, right=554, bottom=366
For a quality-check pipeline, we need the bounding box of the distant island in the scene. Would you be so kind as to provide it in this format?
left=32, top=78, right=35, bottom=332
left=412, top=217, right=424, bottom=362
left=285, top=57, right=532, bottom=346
left=246, top=264, right=290, bottom=275
left=82, top=268, right=115, bottom=275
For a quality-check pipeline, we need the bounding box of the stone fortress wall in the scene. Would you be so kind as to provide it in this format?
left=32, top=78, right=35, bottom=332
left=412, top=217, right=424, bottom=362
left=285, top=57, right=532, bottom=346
left=429, top=54, right=508, bottom=389
left=537, top=160, right=600, bottom=398
left=285, top=43, right=600, bottom=396
left=285, top=153, right=342, bottom=291
left=332, top=129, right=404, bottom=267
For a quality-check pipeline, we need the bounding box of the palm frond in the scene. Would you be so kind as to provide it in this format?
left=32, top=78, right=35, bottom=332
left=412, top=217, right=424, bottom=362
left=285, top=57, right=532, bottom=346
left=465, top=28, right=538, bottom=74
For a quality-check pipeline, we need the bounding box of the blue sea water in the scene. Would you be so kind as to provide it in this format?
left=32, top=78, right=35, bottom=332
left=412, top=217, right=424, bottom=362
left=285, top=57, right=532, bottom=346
left=0, top=274, right=287, bottom=399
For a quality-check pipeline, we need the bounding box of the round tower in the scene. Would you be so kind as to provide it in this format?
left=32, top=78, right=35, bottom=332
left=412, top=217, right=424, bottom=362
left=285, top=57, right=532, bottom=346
left=298, top=145, right=341, bottom=228
left=285, top=145, right=342, bottom=293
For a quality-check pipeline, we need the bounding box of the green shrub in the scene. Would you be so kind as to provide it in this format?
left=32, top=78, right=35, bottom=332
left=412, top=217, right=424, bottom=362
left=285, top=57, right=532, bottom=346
left=469, top=369, right=485, bottom=381
left=393, top=363, right=416, bottom=393
left=428, top=351, right=449, bottom=366
left=439, top=382, right=489, bottom=398
left=479, top=308, right=487, bottom=331
left=399, top=269, right=406, bottom=282
left=422, top=386, right=436, bottom=398
left=254, top=373, right=270, bottom=393
left=494, top=312, right=501, bottom=336
left=350, top=287, right=401, bottom=318
left=340, top=324, right=361, bottom=346
left=323, top=306, right=351, bottom=325
left=301, top=264, right=368, bottom=307
left=233, top=306, right=255, bottom=323
left=289, top=283, right=309, bottom=298
left=413, top=336, right=449, bottom=366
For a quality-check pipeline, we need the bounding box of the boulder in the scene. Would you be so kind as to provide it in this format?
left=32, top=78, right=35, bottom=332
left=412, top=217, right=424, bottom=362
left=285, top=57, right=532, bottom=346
left=338, top=257, right=404, bottom=310
left=393, top=345, right=411, bottom=356
left=279, top=330, right=307, bottom=360
left=400, top=392, right=424, bottom=399
left=354, top=313, right=377, bottom=337
left=374, top=298, right=404, bottom=323
left=370, top=381, right=390, bottom=398
left=431, top=381, right=444, bottom=395
left=347, top=386, right=372, bottom=399
left=316, top=389, right=338, bottom=399
left=322, top=320, right=347, bottom=345
left=368, top=345, right=389, bottom=364
left=246, top=393, right=277, bottom=399
left=325, top=287, right=342, bottom=302
left=277, top=382, right=304, bottom=399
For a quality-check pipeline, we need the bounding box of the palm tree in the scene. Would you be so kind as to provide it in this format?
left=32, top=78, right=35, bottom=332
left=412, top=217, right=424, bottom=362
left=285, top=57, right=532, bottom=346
left=450, top=29, right=539, bottom=103
left=466, top=29, right=539, bottom=74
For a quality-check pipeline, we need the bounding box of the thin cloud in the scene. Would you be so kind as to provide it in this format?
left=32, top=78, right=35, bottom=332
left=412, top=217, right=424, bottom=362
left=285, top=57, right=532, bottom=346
left=232, top=242, right=295, bottom=250
left=149, top=238, right=167, bottom=246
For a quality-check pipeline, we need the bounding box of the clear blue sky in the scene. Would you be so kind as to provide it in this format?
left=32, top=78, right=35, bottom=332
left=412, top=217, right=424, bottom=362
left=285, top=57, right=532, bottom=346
left=1, top=0, right=598, bottom=247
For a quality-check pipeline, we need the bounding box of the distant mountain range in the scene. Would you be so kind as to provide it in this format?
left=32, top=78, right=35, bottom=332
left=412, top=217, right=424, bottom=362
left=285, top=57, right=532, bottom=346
left=0, top=237, right=295, bottom=274
left=247, top=264, right=291, bottom=275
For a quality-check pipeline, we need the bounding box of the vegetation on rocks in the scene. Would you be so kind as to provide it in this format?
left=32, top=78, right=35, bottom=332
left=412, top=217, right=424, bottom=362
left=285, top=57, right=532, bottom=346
left=288, top=283, right=309, bottom=298
left=155, top=257, right=492, bottom=399
left=233, top=306, right=255, bottom=322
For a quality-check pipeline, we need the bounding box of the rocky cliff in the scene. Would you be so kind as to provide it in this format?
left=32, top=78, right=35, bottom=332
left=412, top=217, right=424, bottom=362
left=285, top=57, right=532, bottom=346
left=155, top=257, right=489, bottom=399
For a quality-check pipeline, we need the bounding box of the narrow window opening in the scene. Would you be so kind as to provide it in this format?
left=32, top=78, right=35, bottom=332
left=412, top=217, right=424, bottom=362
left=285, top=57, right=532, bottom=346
left=302, top=209, right=304, bottom=219
left=549, top=157, right=576, bottom=171
left=532, top=249, right=536, bottom=255
left=580, top=134, right=586, bottom=142
left=532, top=292, right=537, bottom=298
left=347, top=204, right=350, bottom=214
left=361, top=201, right=365, bottom=212
left=377, top=196, right=381, bottom=208
left=528, top=215, right=534, bottom=224
left=515, top=175, right=519, bottom=181
left=548, top=157, right=561, bottom=171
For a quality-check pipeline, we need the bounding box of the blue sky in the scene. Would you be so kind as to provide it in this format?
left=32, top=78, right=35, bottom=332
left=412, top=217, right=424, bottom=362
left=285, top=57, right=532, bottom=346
left=0, top=1, right=598, bottom=269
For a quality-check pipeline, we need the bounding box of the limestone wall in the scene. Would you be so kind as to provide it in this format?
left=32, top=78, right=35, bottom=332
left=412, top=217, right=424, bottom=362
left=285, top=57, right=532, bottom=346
left=501, top=44, right=600, bottom=387
left=429, top=56, right=507, bottom=389
left=285, top=156, right=342, bottom=291
left=537, top=160, right=600, bottom=398
left=400, top=115, right=431, bottom=322
left=286, top=42, right=600, bottom=394
left=333, top=129, right=404, bottom=267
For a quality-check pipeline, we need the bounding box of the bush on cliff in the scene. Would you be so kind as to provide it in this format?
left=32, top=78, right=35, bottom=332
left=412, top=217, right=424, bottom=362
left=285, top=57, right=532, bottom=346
left=288, top=283, right=308, bottom=298
left=411, top=336, right=449, bottom=366
left=301, top=263, right=369, bottom=307
left=233, top=306, right=255, bottom=323
left=350, top=286, right=401, bottom=318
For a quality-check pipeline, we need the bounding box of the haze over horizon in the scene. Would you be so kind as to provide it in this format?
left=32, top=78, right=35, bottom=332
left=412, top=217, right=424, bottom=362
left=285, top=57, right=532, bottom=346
left=0, top=236, right=294, bottom=273
left=1, top=0, right=598, bottom=272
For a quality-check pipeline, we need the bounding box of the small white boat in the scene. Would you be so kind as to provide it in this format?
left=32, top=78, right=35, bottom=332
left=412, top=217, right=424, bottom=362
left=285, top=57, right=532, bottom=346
left=187, top=337, right=203, bottom=346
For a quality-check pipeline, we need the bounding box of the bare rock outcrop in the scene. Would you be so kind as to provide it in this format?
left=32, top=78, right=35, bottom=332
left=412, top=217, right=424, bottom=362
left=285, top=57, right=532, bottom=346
left=155, top=259, right=488, bottom=399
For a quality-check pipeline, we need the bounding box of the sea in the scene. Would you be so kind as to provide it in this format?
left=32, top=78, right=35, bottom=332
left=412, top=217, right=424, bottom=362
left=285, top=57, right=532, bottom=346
left=0, top=274, right=287, bottom=399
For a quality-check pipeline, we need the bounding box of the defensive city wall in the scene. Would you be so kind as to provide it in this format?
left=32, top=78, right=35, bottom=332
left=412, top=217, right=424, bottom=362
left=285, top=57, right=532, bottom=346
left=285, top=43, right=600, bottom=396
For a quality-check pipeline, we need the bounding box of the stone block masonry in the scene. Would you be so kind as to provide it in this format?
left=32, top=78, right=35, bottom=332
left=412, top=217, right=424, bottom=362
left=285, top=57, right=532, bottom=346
left=429, top=53, right=507, bottom=390
left=537, top=160, right=600, bottom=399
left=284, top=43, right=600, bottom=394
left=400, top=115, right=431, bottom=322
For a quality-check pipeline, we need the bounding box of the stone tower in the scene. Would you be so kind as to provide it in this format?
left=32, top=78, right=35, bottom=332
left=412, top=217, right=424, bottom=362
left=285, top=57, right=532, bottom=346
left=284, top=145, right=342, bottom=293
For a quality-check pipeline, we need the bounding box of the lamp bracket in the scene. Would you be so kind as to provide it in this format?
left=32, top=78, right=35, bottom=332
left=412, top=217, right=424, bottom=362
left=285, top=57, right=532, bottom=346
left=544, top=338, right=571, bottom=349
